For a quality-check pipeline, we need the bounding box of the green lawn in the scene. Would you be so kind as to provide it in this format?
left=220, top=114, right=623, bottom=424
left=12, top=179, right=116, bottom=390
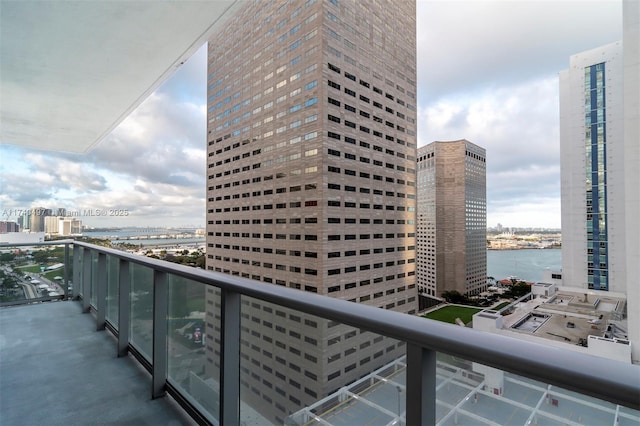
left=16, top=265, right=42, bottom=273
left=422, top=305, right=483, bottom=325
left=493, top=301, right=511, bottom=310
left=43, top=270, right=64, bottom=282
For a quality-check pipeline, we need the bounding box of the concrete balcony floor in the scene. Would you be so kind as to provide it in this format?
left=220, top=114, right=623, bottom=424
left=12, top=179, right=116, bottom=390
left=0, top=301, right=194, bottom=425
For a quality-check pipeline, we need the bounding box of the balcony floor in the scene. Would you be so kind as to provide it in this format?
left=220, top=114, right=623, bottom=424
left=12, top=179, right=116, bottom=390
left=0, top=300, right=194, bottom=425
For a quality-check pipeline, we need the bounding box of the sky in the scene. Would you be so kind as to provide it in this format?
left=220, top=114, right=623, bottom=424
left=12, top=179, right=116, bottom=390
left=0, top=0, right=623, bottom=229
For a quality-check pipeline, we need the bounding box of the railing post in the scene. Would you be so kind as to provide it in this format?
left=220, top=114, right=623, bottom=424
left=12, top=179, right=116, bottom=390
left=72, top=244, right=80, bottom=300
left=96, top=253, right=107, bottom=331
left=82, top=248, right=92, bottom=313
left=117, top=259, right=130, bottom=357
left=220, top=288, right=241, bottom=426
left=152, top=270, right=167, bottom=399
left=406, top=344, right=436, bottom=426
left=63, top=243, right=70, bottom=299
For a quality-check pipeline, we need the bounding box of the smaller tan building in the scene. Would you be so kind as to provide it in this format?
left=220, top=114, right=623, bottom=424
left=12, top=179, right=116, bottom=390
left=416, top=140, right=487, bottom=298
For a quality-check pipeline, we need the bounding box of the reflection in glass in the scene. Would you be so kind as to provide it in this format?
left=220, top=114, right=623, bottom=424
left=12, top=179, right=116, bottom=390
left=167, top=275, right=220, bottom=424
left=106, top=255, right=119, bottom=327
left=130, top=263, right=153, bottom=360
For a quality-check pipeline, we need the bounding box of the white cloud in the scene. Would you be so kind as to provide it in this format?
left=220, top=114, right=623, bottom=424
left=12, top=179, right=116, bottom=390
left=417, top=0, right=622, bottom=101
left=2, top=4, right=623, bottom=229
left=419, top=76, right=561, bottom=227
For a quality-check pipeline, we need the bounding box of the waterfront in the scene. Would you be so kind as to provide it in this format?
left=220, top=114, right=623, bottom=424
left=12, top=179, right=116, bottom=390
left=82, top=229, right=560, bottom=282
left=487, top=249, right=561, bottom=282
left=83, top=228, right=204, bottom=248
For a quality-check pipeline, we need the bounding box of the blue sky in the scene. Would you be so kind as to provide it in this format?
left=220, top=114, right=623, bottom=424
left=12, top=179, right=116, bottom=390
left=0, top=0, right=622, bottom=229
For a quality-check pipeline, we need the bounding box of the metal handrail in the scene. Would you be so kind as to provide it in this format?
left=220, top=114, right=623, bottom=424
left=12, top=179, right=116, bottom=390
left=3, top=240, right=639, bottom=413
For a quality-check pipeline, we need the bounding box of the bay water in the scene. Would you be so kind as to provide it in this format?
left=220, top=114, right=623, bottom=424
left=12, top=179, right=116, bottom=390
left=487, top=249, right=561, bottom=282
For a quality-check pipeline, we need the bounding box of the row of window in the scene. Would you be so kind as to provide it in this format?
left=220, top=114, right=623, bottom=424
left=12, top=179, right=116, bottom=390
left=326, top=42, right=415, bottom=102
left=327, top=136, right=415, bottom=160
left=328, top=61, right=415, bottom=105
left=209, top=231, right=414, bottom=240
left=208, top=50, right=318, bottom=117
left=208, top=185, right=414, bottom=202
left=207, top=200, right=414, bottom=213
left=206, top=173, right=414, bottom=205
left=208, top=129, right=415, bottom=178
left=327, top=94, right=414, bottom=129
left=210, top=255, right=414, bottom=277
left=208, top=246, right=415, bottom=259
left=206, top=265, right=415, bottom=295
left=209, top=217, right=415, bottom=226
left=326, top=87, right=415, bottom=138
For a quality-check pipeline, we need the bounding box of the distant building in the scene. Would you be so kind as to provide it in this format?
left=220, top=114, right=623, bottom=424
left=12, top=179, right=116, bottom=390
left=28, top=207, right=50, bottom=232
left=44, top=216, right=60, bottom=234
left=45, top=216, right=82, bottom=236
left=0, top=221, right=20, bottom=233
left=17, top=214, right=29, bottom=230
left=416, top=140, right=487, bottom=298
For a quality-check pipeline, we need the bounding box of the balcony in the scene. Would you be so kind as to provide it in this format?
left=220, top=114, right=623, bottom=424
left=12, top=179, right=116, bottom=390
left=1, top=240, right=639, bottom=425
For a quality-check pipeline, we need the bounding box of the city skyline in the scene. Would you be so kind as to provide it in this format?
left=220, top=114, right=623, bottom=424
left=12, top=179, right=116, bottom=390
left=0, top=0, right=623, bottom=229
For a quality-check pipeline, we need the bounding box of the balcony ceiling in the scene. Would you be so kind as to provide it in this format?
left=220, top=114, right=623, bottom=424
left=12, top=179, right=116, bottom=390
left=0, top=0, right=243, bottom=153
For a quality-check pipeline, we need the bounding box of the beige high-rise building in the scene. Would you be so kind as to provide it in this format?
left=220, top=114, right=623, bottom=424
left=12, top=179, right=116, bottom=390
left=416, top=140, right=487, bottom=299
left=204, top=0, right=417, bottom=422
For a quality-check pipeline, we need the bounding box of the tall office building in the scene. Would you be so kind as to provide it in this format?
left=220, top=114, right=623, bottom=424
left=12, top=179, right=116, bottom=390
left=560, top=42, right=625, bottom=293
left=0, top=221, right=20, bottom=233
left=205, top=0, right=417, bottom=421
left=29, top=207, right=50, bottom=233
left=559, top=0, right=639, bottom=362
left=416, top=140, right=487, bottom=298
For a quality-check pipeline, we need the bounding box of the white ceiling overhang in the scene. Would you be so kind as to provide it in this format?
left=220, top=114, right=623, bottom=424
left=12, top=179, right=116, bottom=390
left=0, top=0, right=245, bottom=153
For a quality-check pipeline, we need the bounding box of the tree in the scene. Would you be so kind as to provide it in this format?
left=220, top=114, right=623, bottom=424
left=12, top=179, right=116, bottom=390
left=511, top=282, right=531, bottom=298
left=32, top=250, right=50, bottom=264
left=441, top=290, right=468, bottom=304
left=0, top=253, right=15, bottom=262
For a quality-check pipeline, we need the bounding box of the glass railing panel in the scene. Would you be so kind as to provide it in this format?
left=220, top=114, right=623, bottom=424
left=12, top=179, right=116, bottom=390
left=75, top=246, right=84, bottom=298
left=65, top=245, right=73, bottom=297
left=39, top=244, right=68, bottom=298
left=90, top=250, right=98, bottom=306
left=105, top=255, right=119, bottom=327
left=240, top=295, right=405, bottom=426
left=435, top=356, right=640, bottom=426
left=130, top=262, right=153, bottom=360
left=167, top=274, right=219, bottom=423
left=0, top=244, right=68, bottom=303
left=0, top=246, right=29, bottom=303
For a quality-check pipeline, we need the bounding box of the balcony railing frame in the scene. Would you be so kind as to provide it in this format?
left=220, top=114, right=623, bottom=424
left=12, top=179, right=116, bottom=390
left=2, top=240, right=639, bottom=425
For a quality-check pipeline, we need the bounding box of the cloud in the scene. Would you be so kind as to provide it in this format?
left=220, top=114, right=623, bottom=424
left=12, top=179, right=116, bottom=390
left=0, top=46, right=208, bottom=227
left=24, top=153, right=108, bottom=192
left=86, top=91, right=206, bottom=187
left=2, top=4, right=623, bottom=229
left=417, top=0, right=622, bottom=101
left=418, top=75, right=561, bottom=227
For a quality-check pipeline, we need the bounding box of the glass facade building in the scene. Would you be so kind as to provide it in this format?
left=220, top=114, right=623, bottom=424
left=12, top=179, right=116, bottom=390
left=559, top=42, right=625, bottom=294
left=584, top=63, right=609, bottom=290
